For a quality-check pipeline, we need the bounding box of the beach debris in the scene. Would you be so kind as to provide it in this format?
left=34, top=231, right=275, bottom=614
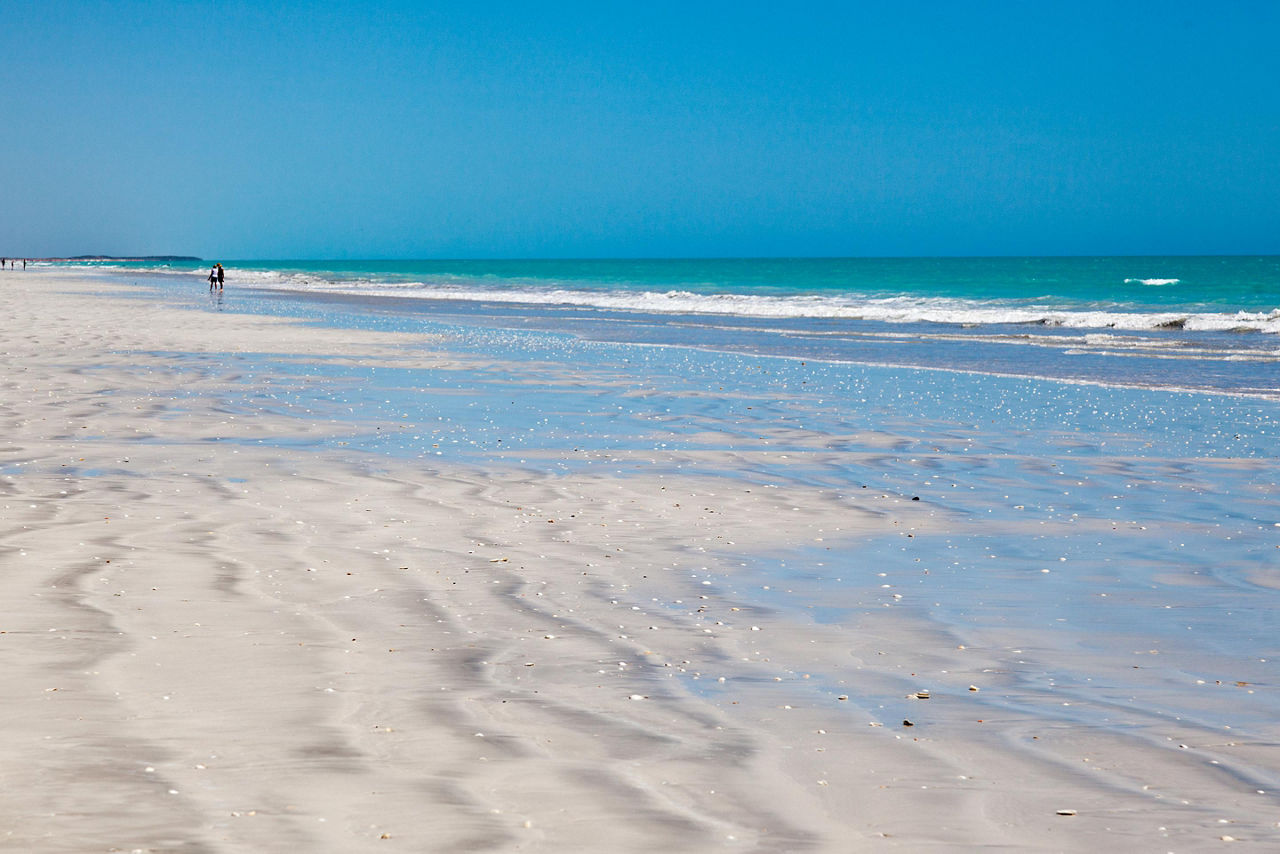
left=1055, top=809, right=1077, bottom=817
left=902, top=719, right=914, bottom=727
left=629, top=694, right=647, bottom=701
left=969, top=685, right=979, bottom=692
left=837, top=695, right=848, bottom=701
left=911, top=690, right=930, bottom=700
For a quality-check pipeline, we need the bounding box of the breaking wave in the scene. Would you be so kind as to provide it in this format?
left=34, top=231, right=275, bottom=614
left=75, top=263, right=1280, bottom=335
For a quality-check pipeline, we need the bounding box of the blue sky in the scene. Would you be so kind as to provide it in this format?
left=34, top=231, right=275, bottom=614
left=1, top=1, right=1277, bottom=258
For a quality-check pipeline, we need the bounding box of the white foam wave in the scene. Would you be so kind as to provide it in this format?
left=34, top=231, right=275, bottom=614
left=273, top=280, right=1280, bottom=334
left=1124, top=278, right=1181, bottom=285
left=74, top=263, right=1280, bottom=335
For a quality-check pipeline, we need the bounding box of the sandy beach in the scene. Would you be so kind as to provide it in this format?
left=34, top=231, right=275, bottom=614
left=3, top=270, right=1278, bottom=852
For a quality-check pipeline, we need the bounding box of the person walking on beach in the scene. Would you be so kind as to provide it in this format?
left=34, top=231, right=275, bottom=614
left=208, top=266, right=218, bottom=290
left=216, top=263, right=224, bottom=288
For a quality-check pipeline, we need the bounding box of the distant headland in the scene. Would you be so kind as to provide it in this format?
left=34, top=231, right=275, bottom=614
left=62, top=255, right=203, bottom=262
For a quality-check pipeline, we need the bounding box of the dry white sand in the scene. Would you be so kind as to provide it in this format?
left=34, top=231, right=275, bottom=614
left=2, top=271, right=1274, bottom=852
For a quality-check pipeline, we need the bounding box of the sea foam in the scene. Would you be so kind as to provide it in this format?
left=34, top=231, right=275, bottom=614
left=83, top=263, right=1280, bottom=335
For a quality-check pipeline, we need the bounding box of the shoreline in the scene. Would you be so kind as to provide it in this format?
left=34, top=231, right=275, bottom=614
left=3, top=270, right=1278, bottom=851
left=42, top=259, right=1280, bottom=408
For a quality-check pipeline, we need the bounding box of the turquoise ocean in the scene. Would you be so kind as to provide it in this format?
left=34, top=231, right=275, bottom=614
left=74, top=255, right=1279, bottom=400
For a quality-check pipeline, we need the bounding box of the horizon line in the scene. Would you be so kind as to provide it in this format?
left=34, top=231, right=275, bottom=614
left=40, top=252, right=1280, bottom=263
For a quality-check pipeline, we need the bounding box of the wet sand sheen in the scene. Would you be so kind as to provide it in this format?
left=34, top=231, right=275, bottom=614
left=2, top=271, right=1278, bottom=852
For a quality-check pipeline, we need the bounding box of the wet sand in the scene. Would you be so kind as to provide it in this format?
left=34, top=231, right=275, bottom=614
left=2, top=270, right=1278, bottom=852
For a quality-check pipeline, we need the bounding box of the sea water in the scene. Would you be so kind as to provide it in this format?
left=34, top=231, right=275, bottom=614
left=75, top=255, right=1280, bottom=400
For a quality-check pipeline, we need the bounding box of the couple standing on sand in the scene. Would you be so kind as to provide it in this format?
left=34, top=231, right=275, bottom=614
left=208, top=263, right=224, bottom=290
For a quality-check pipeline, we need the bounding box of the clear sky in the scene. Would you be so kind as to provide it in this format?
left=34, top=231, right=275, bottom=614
left=1, top=0, right=1277, bottom=259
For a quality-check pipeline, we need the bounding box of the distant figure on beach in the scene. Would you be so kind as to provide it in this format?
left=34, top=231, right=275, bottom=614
left=208, top=266, right=219, bottom=289
left=22, top=259, right=26, bottom=270
left=216, top=263, right=224, bottom=288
